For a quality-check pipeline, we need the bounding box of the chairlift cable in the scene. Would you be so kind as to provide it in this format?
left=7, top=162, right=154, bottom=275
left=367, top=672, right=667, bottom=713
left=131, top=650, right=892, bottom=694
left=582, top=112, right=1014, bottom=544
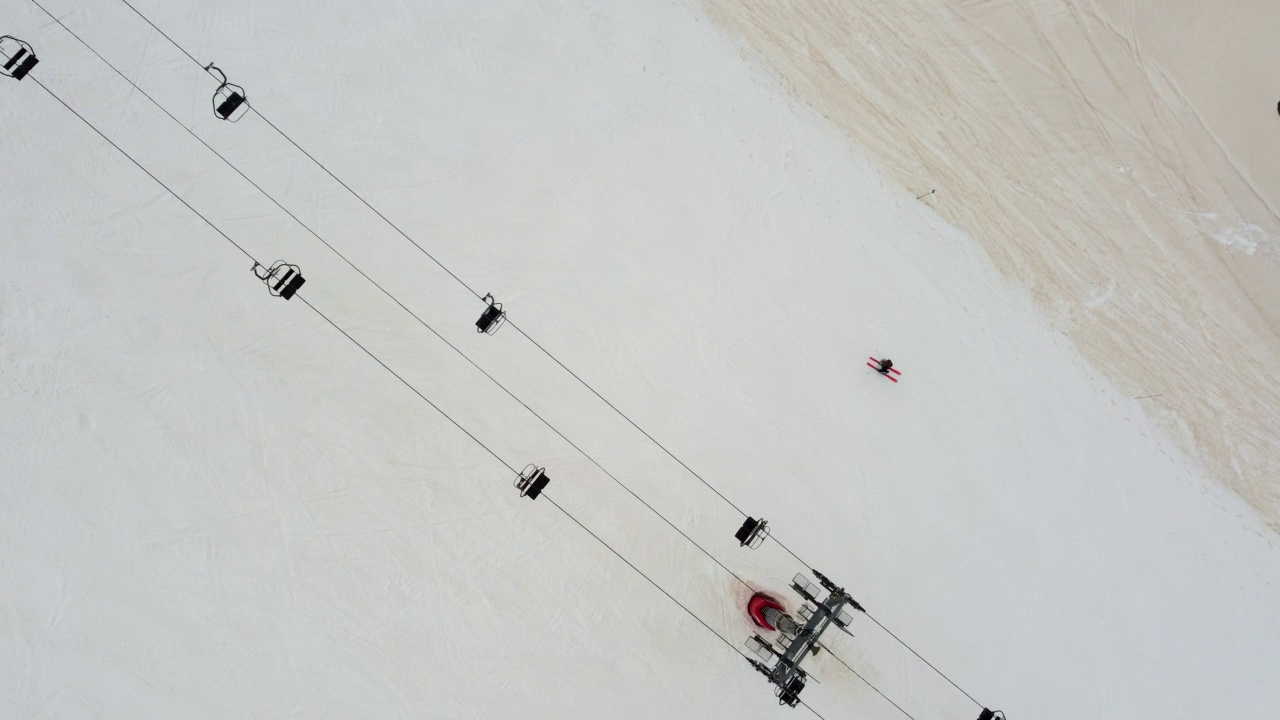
left=824, top=647, right=920, bottom=720
left=110, top=0, right=478, bottom=300
left=307, top=295, right=823, bottom=718
left=128, top=0, right=489, bottom=302
left=546, top=493, right=826, bottom=720
left=305, top=296, right=817, bottom=720
left=30, top=0, right=757, bottom=598
left=863, top=614, right=983, bottom=708
left=24, top=27, right=819, bottom=712
left=83, top=1, right=1000, bottom=711
left=29, top=70, right=511, bottom=475
left=295, top=296, right=517, bottom=473
left=114, top=0, right=203, bottom=69
left=797, top=700, right=828, bottom=720
left=26, top=72, right=819, bottom=717
left=24, top=15, right=765, bottom=705
left=29, top=76, right=256, bottom=267
left=107, top=0, right=757, bottom=522
left=300, top=291, right=823, bottom=713
left=506, top=323, right=753, bottom=518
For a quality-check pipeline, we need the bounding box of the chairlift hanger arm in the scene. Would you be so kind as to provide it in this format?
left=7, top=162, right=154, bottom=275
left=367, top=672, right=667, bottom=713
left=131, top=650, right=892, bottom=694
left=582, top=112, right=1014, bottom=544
left=203, top=62, right=227, bottom=85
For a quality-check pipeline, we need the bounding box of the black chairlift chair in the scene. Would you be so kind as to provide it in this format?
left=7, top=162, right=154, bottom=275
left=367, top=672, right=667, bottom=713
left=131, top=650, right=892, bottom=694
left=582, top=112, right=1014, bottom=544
left=977, top=710, right=1006, bottom=720
left=0, top=36, right=38, bottom=81
left=514, top=464, right=550, bottom=500
left=734, top=517, right=769, bottom=549
left=776, top=673, right=806, bottom=707
left=252, top=260, right=306, bottom=300
left=206, top=63, right=248, bottom=121
left=475, top=293, right=505, bottom=334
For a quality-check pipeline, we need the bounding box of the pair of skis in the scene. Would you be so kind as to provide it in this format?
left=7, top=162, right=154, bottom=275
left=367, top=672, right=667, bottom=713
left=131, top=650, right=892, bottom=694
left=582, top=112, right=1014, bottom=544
left=867, top=356, right=901, bottom=383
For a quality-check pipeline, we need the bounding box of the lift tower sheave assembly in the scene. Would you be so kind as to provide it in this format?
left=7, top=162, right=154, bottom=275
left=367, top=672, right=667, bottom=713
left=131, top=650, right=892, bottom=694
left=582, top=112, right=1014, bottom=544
left=743, top=570, right=859, bottom=707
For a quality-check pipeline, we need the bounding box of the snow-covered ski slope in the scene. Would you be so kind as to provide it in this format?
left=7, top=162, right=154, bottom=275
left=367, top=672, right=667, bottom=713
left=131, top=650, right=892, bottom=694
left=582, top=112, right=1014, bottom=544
left=3, top=1, right=1278, bottom=718
left=708, top=0, right=1280, bottom=525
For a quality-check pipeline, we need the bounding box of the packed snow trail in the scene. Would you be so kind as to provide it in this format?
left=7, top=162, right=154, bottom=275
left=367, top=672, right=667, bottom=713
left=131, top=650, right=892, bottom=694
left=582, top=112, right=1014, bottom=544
left=3, top=1, right=1280, bottom=718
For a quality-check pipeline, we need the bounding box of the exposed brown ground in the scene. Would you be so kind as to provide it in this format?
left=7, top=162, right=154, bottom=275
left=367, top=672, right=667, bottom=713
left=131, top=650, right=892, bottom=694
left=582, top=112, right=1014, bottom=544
left=704, top=0, right=1280, bottom=529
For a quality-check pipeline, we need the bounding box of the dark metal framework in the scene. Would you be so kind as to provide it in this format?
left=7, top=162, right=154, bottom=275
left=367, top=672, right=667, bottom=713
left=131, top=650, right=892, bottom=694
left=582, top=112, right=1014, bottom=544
left=744, top=569, right=861, bottom=707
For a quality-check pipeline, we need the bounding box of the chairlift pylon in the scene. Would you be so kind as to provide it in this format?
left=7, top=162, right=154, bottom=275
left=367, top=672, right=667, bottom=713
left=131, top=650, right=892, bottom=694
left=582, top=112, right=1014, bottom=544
left=0, top=35, right=39, bottom=81
left=205, top=63, right=248, bottom=121
left=514, top=464, right=550, bottom=500
left=475, top=293, right=505, bottom=334
left=734, top=516, right=769, bottom=549
left=252, top=260, right=306, bottom=300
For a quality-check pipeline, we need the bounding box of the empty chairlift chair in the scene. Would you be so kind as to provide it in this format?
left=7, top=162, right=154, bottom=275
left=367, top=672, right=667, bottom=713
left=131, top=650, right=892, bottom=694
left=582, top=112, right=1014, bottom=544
left=734, top=517, right=769, bottom=549
left=205, top=64, right=248, bottom=121
left=475, top=293, right=505, bottom=334
left=514, top=464, right=550, bottom=500
left=0, top=36, right=38, bottom=81
left=777, top=674, right=806, bottom=708
left=744, top=634, right=779, bottom=667
left=252, top=260, right=306, bottom=300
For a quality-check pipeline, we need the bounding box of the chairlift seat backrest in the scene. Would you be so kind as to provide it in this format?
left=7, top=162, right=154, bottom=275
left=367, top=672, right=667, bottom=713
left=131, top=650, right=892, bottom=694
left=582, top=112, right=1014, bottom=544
left=525, top=470, right=550, bottom=499
left=833, top=608, right=854, bottom=629
left=515, top=465, right=550, bottom=500
left=734, top=516, right=768, bottom=548
left=272, top=268, right=296, bottom=292
left=12, top=54, right=36, bottom=80
left=281, top=267, right=305, bottom=298
left=1, top=37, right=37, bottom=80
left=476, top=304, right=503, bottom=332
left=791, top=574, right=820, bottom=602
left=215, top=89, right=247, bottom=120
left=252, top=261, right=304, bottom=300
left=272, top=268, right=305, bottom=300
left=3, top=47, right=36, bottom=79
left=745, top=635, right=777, bottom=664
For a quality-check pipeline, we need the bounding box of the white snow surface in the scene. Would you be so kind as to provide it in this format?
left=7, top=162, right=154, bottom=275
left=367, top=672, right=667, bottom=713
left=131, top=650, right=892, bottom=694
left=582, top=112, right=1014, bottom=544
left=3, top=1, right=1279, bottom=719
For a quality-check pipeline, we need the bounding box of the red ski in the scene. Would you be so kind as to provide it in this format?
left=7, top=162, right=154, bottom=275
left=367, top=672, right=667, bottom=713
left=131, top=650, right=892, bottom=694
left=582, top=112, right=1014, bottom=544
left=868, top=357, right=901, bottom=382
